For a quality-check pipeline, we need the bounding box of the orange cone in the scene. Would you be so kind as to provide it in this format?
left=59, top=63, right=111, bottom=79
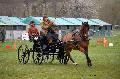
left=5, top=45, right=11, bottom=49
left=97, top=38, right=103, bottom=45
left=103, top=38, right=108, bottom=47
left=13, top=42, right=17, bottom=49
left=97, top=38, right=101, bottom=45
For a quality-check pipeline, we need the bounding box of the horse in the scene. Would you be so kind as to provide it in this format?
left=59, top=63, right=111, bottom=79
left=62, top=22, right=92, bottom=67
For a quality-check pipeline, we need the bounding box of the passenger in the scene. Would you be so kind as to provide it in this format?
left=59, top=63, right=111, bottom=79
left=28, top=21, right=39, bottom=41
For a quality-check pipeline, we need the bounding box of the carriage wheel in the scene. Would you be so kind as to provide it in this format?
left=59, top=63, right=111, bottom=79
left=43, top=54, right=54, bottom=63
left=59, top=55, right=67, bottom=64
left=32, top=51, right=43, bottom=65
left=18, top=44, right=30, bottom=64
left=59, top=59, right=64, bottom=64
left=43, top=44, right=55, bottom=63
left=59, top=51, right=69, bottom=64
left=64, top=54, right=69, bottom=64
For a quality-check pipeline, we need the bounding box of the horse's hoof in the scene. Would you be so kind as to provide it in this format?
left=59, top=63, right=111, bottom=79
left=64, top=62, right=67, bottom=65
left=87, top=63, right=92, bottom=67
left=90, top=63, right=92, bottom=66
left=73, top=62, right=78, bottom=65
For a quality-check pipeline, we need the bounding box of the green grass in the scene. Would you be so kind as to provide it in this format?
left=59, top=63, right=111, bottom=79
left=0, top=30, right=120, bottom=79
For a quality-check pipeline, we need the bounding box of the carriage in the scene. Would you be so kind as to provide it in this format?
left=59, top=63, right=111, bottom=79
left=17, top=20, right=92, bottom=66
left=17, top=35, right=68, bottom=65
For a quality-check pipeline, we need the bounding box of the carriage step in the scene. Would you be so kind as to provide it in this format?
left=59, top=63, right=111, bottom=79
left=43, top=53, right=58, bottom=55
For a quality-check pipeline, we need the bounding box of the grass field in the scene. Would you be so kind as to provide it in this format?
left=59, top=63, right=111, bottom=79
left=0, top=30, right=120, bottom=79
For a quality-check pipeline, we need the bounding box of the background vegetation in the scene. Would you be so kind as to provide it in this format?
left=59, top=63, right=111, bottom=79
left=0, top=0, right=120, bottom=25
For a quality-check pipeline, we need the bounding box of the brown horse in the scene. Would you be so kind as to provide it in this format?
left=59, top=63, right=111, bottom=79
left=62, top=22, right=92, bottom=67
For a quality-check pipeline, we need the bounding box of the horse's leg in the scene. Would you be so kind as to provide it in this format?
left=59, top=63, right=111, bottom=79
left=84, top=48, right=92, bottom=67
left=66, top=50, right=78, bottom=65
left=78, top=46, right=92, bottom=67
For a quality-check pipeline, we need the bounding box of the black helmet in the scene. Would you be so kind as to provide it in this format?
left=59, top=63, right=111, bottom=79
left=29, top=21, right=34, bottom=24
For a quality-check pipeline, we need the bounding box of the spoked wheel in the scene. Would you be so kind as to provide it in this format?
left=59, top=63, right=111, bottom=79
left=59, top=54, right=66, bottom=64
left=59, top=51, right=69, bottom=64
left=43, top=44, right=55, bottom=63
left=32, top=50, right=43, bottom=65
left=59, top=58, right=64, bottom=64
left=64, top=54, right=69, bottom=64
left=44, top=53, right=54, bottom=63
left=18, top=44, right=30, bottom=64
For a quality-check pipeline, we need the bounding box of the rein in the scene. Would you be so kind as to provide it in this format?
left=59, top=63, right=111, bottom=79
left=72, top=32, right=84, bottom=42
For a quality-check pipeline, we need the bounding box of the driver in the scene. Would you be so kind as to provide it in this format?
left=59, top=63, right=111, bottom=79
left=40, top=16, right=58, bottom=43
left=40, top=16, right=54, bottom=35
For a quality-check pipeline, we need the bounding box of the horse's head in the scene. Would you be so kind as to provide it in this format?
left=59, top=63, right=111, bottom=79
left=80, top=22, right=90, bottom=40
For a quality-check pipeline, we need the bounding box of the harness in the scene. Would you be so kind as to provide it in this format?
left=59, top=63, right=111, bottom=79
left=71, top=32, right=89, bottom=49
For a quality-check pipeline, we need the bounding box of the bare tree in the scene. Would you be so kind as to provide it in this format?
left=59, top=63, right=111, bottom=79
left=97, top=0, right=120, bottom=25
left=1, top=0, right=120, bottom=25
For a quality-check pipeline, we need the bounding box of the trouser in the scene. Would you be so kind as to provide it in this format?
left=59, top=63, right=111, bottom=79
left=47, top=33, right=59, bottom=43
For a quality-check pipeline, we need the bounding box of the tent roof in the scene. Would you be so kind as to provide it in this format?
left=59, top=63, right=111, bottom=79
left=8, top=17, right=26, bottom=25
left=22, top=16, right=40, bottom=25
left=1, top=16, right=111, bottom=26
left=22, top=17, right=75, bottom=25
left=0, top=21, right=5, bottom=25
left=0, top=16, right=26, bottom=25
left=48, top=17, right=75, bottom=25
left=61, top=18, right=82, bottom=25
left=76, top=18, right=100, bottom=26
left=89, top=19, right=112, bottom=26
